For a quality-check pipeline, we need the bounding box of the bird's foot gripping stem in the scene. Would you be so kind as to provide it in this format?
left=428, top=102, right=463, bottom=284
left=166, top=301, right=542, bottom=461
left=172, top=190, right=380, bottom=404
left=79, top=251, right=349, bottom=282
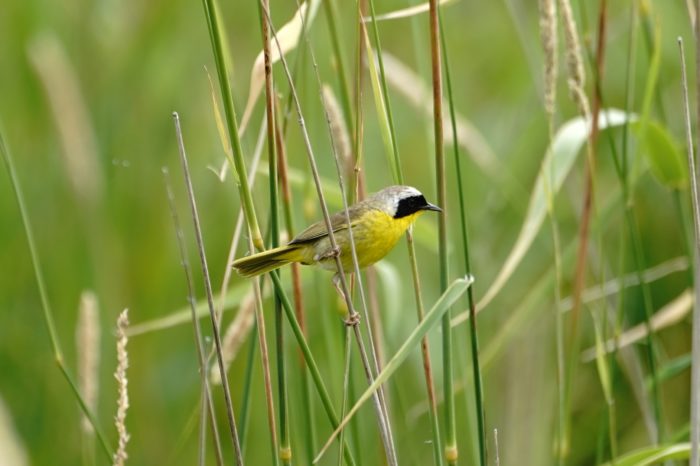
left=332, top=273, right=360, bottom=327
left=314, top=246, right=341, bottom=262
left=344, top=311, right=360, bottom=327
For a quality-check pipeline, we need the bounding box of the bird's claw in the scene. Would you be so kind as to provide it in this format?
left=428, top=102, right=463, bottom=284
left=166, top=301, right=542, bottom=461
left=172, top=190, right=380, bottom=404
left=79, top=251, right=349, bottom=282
left=315, top=246, right=340, bottom=262
left=344, top=311, right=360, bottom=327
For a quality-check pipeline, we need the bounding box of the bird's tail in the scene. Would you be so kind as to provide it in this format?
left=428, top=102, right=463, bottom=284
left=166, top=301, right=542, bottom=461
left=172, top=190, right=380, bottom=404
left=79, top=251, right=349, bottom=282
left=232, top=245, right=304, bottom=277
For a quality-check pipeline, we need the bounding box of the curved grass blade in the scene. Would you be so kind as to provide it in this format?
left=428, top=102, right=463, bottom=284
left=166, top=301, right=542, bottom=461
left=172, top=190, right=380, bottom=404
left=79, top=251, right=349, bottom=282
left=580, top=289, right=693, bottom=362
left=380, top=52, right=501, bottom=181
left=362, top=0, right=457, bottom=23
left=478, top=109, right=635, bottom=311
left=125, top=280, right=255, bottom=336
left=239, top=0, right=321, bottom=135
left=635, top=120, right=688, bottom=190
left=601, top=443, right=690, bottom=466
left=313, top=276, right=474, bottom=463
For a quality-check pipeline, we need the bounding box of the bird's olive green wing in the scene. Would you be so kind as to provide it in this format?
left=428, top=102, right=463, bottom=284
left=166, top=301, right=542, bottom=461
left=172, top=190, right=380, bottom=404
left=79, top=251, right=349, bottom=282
left=288, top=207, right=361, bottom=245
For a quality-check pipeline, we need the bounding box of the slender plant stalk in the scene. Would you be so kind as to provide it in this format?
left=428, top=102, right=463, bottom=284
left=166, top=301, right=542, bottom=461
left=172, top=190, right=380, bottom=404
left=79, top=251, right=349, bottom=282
left=275, top=97, right=317, bottom=464
left=270, top=272, right=357, bottom=466
left=426, top=1, right=457, bottom=464
left=198, top=376, right=209, bottom=466
left=350, top=11, right=396, bottom=444
left=679, top=35, right=700, bottom=466
left=351, top=2, right=404, bottom=456
left=249, top=265, right=280, bottom=466
left=172, top=113, right=245, bottom=465
left=200, top=2, right=356, bottom=460
left=407, top=229, right=444, bottom=466
left=586, top=0, right=663, bottom=446
left=262, top=2, right=397, bottom=463
left=0, top=130, right=114, bottom=462
left=351, top=0, right=367, bottom=203
left=366, top=0, right=403, bottom=182
left=639, top=6, right=667, bottom=122
left=302, top=17, right=400, bottom=464
left=216, top=119, right=267, bottom=324
left=352, top=2, right=391, bottom=389
left=366, top=2, right=455, bottom=465
left=559, top=0, right=603, bottom=458
left=606, top=4, right=638, bottom=462
left=245, top=226, right=282, bottom=465
left=200, top=0, right=263, bottom=250
left=438, top=8, right=486, bottom=465
left=536, top=0, right=568, bottom=462
left=238, top=320, right=258, bottom=453
left=567, top=0, right=605, bottom=362
left=256, top=0, right=288, bottom=463
left=338, top=328, right=354, bottom=466
left=314, top=277, right=473, bottom=461
left=616, top=80, right=665, bottom=447
left=162, top=168, right=224, bottom=466
left=362, top=2, right=448, bottom=465
left=323, top=0, right=355, bottom=140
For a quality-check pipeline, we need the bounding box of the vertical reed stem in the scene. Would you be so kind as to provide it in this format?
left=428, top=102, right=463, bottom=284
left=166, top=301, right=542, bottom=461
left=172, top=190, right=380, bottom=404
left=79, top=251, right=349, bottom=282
left=323, top=0, right=355, bottom=139
left=427, top=1, right=456, bottom=463
left=439, top=9, right=487, bottom=465
left=363, top=0, right=446, bottom=462
left=262, top=2, right=397, bottom=462
left=0, top=130, right=114, bottom=462
left=162, top=168, right=224, bottom=466
left=172, top=113, right=244, bottom=465
left=200, top=0, right=263, bottom=250
left=680, top=35, right=700, bottom=466
left=275, top=97, right=316, bottom=463
left=256, top=0, right=289, bottom=463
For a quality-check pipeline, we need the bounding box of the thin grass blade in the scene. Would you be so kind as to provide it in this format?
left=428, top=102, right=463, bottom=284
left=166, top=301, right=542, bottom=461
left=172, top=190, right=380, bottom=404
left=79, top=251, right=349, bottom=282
left=239, top=0, right=321, bottom=134
left=601, top=443, right=690, bottom=466
left=478, top=109, right=635, bottom=311
left=313, top=276, right=473, bottom=463
left=362, top=0, right=457, bottom=23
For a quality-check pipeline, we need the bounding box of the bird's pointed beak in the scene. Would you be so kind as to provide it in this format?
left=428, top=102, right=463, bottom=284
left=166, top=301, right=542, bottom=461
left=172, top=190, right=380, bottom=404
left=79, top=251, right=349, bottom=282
left=423, top=202, right=442, bottom=212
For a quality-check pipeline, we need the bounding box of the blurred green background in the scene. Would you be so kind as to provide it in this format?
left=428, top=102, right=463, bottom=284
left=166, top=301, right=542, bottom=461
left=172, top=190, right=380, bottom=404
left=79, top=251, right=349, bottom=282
left=0, top=0, right=697, bottom=464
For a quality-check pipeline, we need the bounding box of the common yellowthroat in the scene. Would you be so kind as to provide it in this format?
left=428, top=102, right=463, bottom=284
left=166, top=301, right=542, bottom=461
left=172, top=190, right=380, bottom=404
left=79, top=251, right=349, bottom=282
left=232, top=185, right=441, bottom=277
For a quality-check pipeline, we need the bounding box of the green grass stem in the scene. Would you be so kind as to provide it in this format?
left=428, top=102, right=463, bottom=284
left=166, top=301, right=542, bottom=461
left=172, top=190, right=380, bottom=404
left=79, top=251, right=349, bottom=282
left=173, top=113, right=245, bottom=464
left=269, top=272, right=357, bottom=466
left=407, top=230, right=444, bottom=466
left=315, top=276, right=474, bottom=462
left=256, top=0, right=289, bottom=463
left=605, top=5, right=638, bottom=462
left=0, top=130, right=114, bottom=462
left=362, top=1, right=449, bottom=462
left=323, top=0, right=355, bottom=140
left=200, top=2, right=357, bottom=460
left=426, top=1, right=457, bottom=463
left=677, top=36, right=700, bottom=465
left=238, top=319, right=258, bottom=455
left=365, top=0, right=404, bottom=184
left=201, top=0, right=263, bottom=250
left=162, top=168, right=224, bottom=466
left=265, top=2, right=397, bottom=461
left=602, top=16, right=664, bottom=441
left=439, top=9, right=487, bottom=465
left=274, top=99, right=319, bottom=464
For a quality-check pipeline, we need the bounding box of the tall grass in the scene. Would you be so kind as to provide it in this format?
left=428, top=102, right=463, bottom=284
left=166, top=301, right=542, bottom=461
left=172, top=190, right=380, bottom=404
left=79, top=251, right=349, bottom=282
left=2, top=1, right=699, bottom=464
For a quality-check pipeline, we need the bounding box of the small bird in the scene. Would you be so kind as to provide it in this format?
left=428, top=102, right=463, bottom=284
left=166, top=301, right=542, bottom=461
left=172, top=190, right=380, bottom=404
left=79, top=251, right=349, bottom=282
left=232, top=185, right=441, bottom=277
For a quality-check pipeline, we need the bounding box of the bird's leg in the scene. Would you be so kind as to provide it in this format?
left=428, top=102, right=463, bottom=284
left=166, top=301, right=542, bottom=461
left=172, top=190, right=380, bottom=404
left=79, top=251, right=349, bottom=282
left=332, top=273, right=360, bottom=327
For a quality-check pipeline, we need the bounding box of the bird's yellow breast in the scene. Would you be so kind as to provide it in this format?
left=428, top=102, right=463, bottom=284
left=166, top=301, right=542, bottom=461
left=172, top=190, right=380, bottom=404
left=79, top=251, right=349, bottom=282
left=307, top=208, right=424, bottom=271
